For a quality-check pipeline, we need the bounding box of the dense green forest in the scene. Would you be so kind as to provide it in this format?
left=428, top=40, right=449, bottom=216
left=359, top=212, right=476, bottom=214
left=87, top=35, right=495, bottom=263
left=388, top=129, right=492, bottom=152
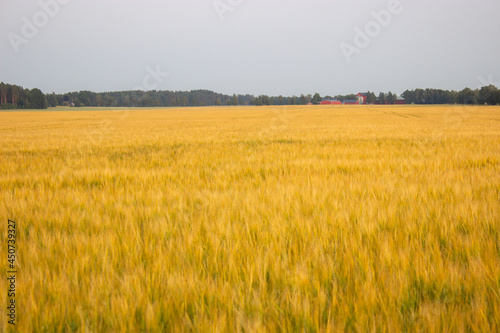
left=0, top=83, right=47, bottom=109
left=402, top=86, right=500, bottom=105
left=1, top=82, right=499, bottom=109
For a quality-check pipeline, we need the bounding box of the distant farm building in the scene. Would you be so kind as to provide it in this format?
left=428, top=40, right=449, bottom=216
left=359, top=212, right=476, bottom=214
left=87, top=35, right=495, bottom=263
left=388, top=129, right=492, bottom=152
left=342, top=100, right=359, bottom=105
left=356, top=93, right=368, bottom=104
left=317, top=93, right=405, bottom=105
left=356, top=92, right=406, bottom=105
left=320, top=99, right=342, bottom=105
left=374, top=96, right=406, bottom=105
left=395, top=97, right=406, bottom=104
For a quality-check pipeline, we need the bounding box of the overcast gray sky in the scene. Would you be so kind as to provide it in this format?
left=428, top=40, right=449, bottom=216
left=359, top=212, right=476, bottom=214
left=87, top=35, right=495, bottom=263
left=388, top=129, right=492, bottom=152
left=1, top=0, right=499, bottom=96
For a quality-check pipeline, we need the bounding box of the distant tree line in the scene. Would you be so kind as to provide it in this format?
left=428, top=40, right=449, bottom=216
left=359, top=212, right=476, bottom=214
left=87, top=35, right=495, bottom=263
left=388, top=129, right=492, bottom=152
left=0, top=82, right=47, bottom=109
left=1, top=81, right=500, bottom=110
left=402, top=86, right=500, bottom=105
left=54, top=90, right=255, bottom=108
left=253, top=94, right=313, bottom=105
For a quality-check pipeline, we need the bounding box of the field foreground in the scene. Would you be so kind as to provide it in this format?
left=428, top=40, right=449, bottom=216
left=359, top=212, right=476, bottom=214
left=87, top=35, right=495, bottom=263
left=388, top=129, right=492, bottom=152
left=1, top=105, right=500, bottom=331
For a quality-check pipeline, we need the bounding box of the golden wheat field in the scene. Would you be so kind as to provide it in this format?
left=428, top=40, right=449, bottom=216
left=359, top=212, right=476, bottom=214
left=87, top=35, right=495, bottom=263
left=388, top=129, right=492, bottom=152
left=1, top=105, right=499, bottom=332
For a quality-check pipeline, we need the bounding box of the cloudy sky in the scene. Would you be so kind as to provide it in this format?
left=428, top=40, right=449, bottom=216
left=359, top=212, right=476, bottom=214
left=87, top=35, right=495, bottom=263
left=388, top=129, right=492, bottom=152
left=1, top=0, right=499, bottom=96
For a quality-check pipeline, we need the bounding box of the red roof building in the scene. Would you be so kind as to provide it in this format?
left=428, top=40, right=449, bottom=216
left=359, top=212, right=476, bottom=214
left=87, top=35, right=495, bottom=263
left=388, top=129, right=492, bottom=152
left=356, top=93, right=368, bottom=104
left=320, top=99, right=342, bottom=105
